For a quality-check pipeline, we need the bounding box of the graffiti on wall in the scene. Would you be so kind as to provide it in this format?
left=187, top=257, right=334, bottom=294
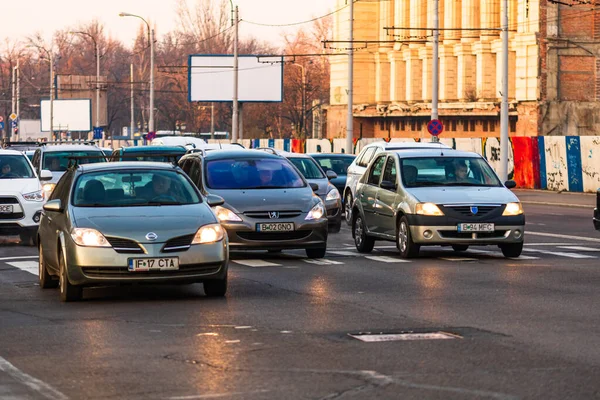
left=482, top=137, right=515, bottom=180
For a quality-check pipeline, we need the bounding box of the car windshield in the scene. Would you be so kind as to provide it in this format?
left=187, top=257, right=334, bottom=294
left=313, top=156, right=355, bottom=176
left=206, top=158, right=305, bottom=189
left=400, top=157, right=502, bottom=188
left=0, top=155, right=35, bottom=179
left=72, top=169, right=201, bottom=207
left=288, top=157, right=325, bottom=179
left=43, top=151, right=106, bottom=171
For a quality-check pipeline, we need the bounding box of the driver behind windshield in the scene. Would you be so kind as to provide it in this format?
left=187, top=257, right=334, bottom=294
left=0, top=163, right=12, bottom=177
left=146, top=174, right=173, bottom=198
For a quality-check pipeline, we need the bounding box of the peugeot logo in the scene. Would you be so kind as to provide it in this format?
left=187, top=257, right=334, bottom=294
left=470, top=206, right=479, bottom=215
left=268, top=211, right=279, bottom=219
left=145, top=232, right=158, bottom=241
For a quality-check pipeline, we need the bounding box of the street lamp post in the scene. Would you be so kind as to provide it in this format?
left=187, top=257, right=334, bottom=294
left=291, top=63, right=306, bottom=138
left=228, top=0, right=239, bottom=143
left=70, top=31, right=100, bottom=140
left=119, top=12, right=154, bottom=134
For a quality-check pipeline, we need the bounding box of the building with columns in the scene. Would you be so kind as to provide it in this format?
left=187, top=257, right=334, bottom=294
left=327, top=0, right=600, bottom=139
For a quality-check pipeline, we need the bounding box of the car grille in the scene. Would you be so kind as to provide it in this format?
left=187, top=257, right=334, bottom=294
left=442, top=205, right=500, bottom=217
left=81, top=263, right=222, bottom=278
left=105, top=237, right=145, bottom=254
left=0, top=197, right=19, bottom=204
left=237, top=230, right=312, bottom=241
left=0, top=212, right=24, bottom=220
left=243, top=210, right=302, bottom=219
left=162, top=234, right=195, bottom=253
left=439, top=230, right=509, bottom=240
left=327, top=207, right=339, bottom=217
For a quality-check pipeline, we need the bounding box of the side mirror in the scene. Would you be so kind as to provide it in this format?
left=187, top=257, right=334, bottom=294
left=206, top=194, right=225, bottom=207
left=380, top=180, right=397, bottom=191
left=43, top=199, right=63, bottom=213
left=39, top=169, right=53, bottom=181
left=326, top=170, right=338, bottom=180
left=504, top=180, right=517, bottom=189
left=310, top=183, right=319, bottom=192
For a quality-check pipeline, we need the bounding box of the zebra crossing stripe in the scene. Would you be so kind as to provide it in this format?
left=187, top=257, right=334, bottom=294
left=557, top=246, right=600, bottom=252
left=439, top=257, right=479, bottom=261
left=327, top=250, right=359, bottom=256
left=304, top=259, right=344, bottom=265
left=365, top=256, right=410, bottom=263
left=522, top=248, right=597, bottom=259
left=232, top=260, right=282, bottom=267
left=467, top=249, right=540, bottom=260
left=6, top=261, right=38, bottom=276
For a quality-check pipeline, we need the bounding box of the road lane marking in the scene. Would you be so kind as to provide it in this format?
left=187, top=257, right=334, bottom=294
left=522, top=248, right=597, bottom=259
left=0, top=356, right=68, bottom=400
left=468, top=249, right=540, bottom=260
left=438, top=257, right=479, bottom=261
left=304, top=259, right=344, bottom=265
left=527, top=231, right=600, bottom=243
left=365, top=256, right=410, bottom=263
left=232, top=260, right=281, bottom=267
left=6, top=261, right=38, bottom=276
left=558, top=246, right=600, bottom=252
left=0, top=256, right=39, bottom=261
left=168, top=390, right=271, bottom=399
left=327, top=250, right=359, bottom=256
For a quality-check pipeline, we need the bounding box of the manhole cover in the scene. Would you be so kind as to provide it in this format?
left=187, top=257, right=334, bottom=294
left=349, top=331, right=461, bottom=342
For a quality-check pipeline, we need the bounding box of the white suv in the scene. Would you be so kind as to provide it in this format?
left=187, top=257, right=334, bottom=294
left=343, top=141, right=451, bottom=225
left=0, top=149, right=53, bottom=245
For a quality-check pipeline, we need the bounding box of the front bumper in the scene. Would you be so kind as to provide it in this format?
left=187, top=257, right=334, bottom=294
left=0, top=195, right=43, bottom=235
left=325, top=198, right=342, bottom=227
left=594, top=208, right=600, bottom=231
left=406, top=214, right=525, bottom=245
left=222, top=217, right=328, bottom=251
left=64, top=236, right=228, bottom=286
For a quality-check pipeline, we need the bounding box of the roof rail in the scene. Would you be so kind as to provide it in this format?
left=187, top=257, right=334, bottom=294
left=105, top=153, right=182, bottom=166
left=39, top=140, right=97, bottom=146
left=2, top=141, right=40, bottom=148
left=66, top=155, right=109, bottom=168
left=185, top=148, right=205, bottom=156
left=255, top=147, right=280, bottom=155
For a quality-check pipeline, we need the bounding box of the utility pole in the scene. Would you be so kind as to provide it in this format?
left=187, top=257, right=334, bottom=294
left=431, top=0, right=440, bottom=143
left=231, top=3, right=239, bottom=143
left=500, top=0, right=509, bottom=181
left=130, top=63, right=134, bottom=146
left=210, top=102, right=215, bottom=139
left=50, top=51, right=54, bottom=141
left=345, top=0, right=354, bottom=155
left=149, top=26, right=155, bottom=134
left=16, top=59, right=20, bottom=119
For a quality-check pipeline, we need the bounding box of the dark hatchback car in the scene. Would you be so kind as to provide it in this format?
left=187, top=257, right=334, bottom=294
left=310, top=153, right=356, bottom=204
left=179, top=149, right=328, bottom=258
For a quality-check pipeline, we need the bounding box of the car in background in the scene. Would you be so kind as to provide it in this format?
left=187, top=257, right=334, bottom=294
left=257, top=149, right=342, bottom=233
left=100, top=147, right=113, bottom=157
left=30, top=141, right=107, bottom=197
left=178, top=149, right=328, bottom=258
left=310, top=152, right=355, bottom=205
left=2, top=141, right=39, bottom=161
left=37, top=161, right=229, bottom=301
left=0, top=149, right=53, bottom=245
left=351, top=148, right=525, bottom=258
left=110, top=145, right=188, bottom=162
left=343, top=140, right=451, bottom=225
left=594, top=189, right=600, bottom=231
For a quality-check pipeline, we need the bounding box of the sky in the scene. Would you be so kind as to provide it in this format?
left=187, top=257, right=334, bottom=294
left=2, top=0, right=336, bottom=49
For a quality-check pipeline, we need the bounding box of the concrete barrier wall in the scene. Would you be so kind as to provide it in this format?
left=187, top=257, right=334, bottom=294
left=202, top=136, right=600, bottom=193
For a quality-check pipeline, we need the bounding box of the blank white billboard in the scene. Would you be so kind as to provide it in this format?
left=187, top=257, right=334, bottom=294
left=40, top=99, right=92, bottom=132
left=188, top=55, right=283, bottom=102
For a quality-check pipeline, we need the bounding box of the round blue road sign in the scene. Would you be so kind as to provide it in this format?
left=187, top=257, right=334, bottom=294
left=427, top=119, right=444, bottom=136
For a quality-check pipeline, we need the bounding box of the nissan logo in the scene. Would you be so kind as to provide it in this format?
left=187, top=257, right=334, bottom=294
left=145, top=232, right=158, bottom=241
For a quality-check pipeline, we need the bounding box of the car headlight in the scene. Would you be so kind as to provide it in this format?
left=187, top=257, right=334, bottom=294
left=23, top=190, right=45, bottom=202
left=326, top=188, right=341, bottom=201
left=415, top=202, right=444, bottom=216
left=192, top=223, right=224, bottom=244
left=70, top=228, right=111, bottom=247
left=42, top=183, right=56, bottom=196
left=305, top=201, right=325, bottom=220
left=502, top=202, right=523, bottom=216
left=214, top=205, right=242, bottom=222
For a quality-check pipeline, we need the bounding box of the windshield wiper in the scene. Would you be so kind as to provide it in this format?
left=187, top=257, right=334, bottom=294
left=145, top=201, right=182, bottom=206
left=443, top=182, right=485, bottom=187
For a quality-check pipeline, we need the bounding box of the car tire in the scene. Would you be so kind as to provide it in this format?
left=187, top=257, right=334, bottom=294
left=452, top=245, right=469, bottom=252
left=204, top=276, right=227, bottom=297
left=59, top=251, right=82, bottom=302
left=353, top=215, right=375, bottom=253
left=306, top=247, right=326, bottom=259
left=329, top=221, right=342, bottom=234
left=397, top=216, right=420, bottom=258
left=500, top=242, right=523, bottom=258
left=38, top=243, right=58, bottom=289
left=344, top=192, right=353, bottom=226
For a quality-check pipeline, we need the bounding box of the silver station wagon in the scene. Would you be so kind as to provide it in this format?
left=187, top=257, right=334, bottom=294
left=37, top=161, right=229, bottom=301
left=351, top=148, right=525, bottom=258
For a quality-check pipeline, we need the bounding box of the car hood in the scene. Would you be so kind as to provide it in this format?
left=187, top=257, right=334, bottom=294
left=408, top=186, right=519, bottom=204
left=209, top=187, right=317, bottom=213
left=0, top=178, right=41, bottom=195
left=71, top=204, right=216, bottom=242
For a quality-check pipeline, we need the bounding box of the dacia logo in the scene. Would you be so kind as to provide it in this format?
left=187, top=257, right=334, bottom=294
left=268, top=211, right=279, bottom=219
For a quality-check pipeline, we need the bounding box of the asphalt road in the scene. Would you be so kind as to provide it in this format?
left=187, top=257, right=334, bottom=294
left=1, top=191, right=599, bottom=400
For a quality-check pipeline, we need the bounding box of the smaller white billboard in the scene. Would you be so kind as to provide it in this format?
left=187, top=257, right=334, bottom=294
left=189, top=55, right=283, bottom=102
left=40, top=99, right=92, bottom=132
